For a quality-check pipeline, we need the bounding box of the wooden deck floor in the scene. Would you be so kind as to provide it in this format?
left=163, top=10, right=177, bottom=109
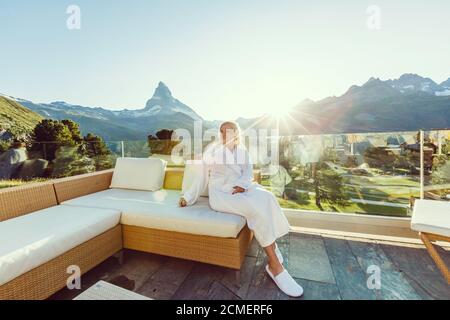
left=50, top=232, right=450, bottom=300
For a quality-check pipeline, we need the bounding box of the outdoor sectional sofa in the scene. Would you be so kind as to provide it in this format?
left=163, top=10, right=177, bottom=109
left=0, top=158, right=254, bottom=300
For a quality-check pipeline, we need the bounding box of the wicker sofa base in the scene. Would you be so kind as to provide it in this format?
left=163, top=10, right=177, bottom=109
left=0, top=225, right=123, bottom=300
left=123, top=224, right=253, bottom=270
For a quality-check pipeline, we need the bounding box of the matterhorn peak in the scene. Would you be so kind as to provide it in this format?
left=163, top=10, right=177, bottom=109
left=152, top=81, right=173, bottom=99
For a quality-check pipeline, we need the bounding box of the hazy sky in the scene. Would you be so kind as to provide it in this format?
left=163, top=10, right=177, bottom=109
left=1, top=0, right=450, bottom=120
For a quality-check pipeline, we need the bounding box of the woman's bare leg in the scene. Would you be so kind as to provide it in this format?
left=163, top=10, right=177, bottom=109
left=263, top=242, right=284, bottom=276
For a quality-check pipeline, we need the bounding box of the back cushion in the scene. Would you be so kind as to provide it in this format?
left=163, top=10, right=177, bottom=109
left=110, top=157, right=167, bottom=191
left=163, top=168, right=184, bottom=190
left=182, top=161, right=209, bottom=197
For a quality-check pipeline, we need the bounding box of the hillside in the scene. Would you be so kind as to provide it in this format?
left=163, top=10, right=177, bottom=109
left=0, top=95, right=43, bottom=137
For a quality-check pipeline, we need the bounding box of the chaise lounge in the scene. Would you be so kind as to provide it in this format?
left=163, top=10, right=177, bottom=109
left=0, top=158, right=254, bottom=300
left=411, top=199, right=450, bottom=284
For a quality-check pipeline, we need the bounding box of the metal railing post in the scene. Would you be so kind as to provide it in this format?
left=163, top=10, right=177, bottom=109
left=419, top=130, right=424, bottom=199
left=121, top=141, right=125, bottom=158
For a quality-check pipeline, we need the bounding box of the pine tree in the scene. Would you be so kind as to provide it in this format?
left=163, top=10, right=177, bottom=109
left=61, top=119, right=83, bottom=143
left=314, top=148, right=351, bottom=210
left=51, top=145, right=95, bottom=178
left=83, top=133, right=114, bottom=170
left=31, top=119, right=76, bottom=161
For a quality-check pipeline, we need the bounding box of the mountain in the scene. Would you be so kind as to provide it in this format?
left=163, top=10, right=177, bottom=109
left=15, top=82, right=205, bottom=141
left=440, top=77, right=450, bottom=89
left=237, top=74, right=450, bottom=135
left=0, top=95, right=43, bottom=138
left=110, top=82, right=202, bottom=121
left=385, top=73, right=450, bottom=96
left=16, top=99, right=144, bottom=141
left=3, top=74, right=450, bottom=140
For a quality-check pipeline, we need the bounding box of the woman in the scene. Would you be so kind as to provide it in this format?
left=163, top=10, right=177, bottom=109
left=179, top=121, right=303, bottom=297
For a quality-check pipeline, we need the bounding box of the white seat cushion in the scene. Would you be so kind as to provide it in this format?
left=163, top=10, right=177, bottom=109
left=110, top=157, right=167, bottom=191
left=62, top=189, right=247, bottom=238
left=411, top=200, right=450, bottom=237
left=0, top=205, right=121, bottom=286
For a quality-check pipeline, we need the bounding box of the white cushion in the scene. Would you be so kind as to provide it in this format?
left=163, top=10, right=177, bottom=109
left=411, top=200, right=450, bottom=237
left=110, top=157, right=166, bottom=191
left=182, top=161, right=209, bottom=197
left=0, top=205, right=121, bottom=286
left=62, top=189, right=246, bottom=238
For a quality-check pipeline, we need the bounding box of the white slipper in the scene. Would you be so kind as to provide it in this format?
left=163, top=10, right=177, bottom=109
left=265, top=265, right=303, bottom=297
left=275, top=243, right=284, bottom=264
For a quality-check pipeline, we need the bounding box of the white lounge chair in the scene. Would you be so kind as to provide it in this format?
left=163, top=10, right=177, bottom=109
left=411, top=199, right=450, bottom=284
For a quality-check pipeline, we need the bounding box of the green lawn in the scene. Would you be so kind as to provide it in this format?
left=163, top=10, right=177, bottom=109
left=268, top=170, right=418, bottom=217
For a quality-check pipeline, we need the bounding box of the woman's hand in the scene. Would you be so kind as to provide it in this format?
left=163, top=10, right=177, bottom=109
left=232, top=186, right=246, bottom=194
left=178, top=197, right=187, bottom=207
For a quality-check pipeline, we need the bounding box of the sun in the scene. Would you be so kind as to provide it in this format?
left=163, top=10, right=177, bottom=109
left=264, top=105, right=315, bottom=136
left=240, top=105, right=304, bottom=137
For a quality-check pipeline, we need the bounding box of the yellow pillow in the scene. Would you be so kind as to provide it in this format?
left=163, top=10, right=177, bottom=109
left=163, top=168, right=184, bottom=190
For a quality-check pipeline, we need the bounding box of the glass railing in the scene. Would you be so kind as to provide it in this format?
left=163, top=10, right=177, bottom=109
left=423, top=129, right=450, bottom=202
left=0, top=141, right=119, bottom=184
left=265, top=131, right=420, bottom=217
left=0, top=129, right=448, bottom=218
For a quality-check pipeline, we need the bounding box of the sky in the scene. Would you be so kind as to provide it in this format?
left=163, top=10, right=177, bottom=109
left=1, top=0, right=450, bottom=120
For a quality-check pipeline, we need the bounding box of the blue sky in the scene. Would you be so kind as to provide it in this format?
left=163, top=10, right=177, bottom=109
left=1, top=0, right=450, bottom=120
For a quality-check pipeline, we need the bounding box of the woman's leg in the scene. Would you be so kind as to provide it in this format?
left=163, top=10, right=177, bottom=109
left=210, top=187, right=303, bottom=296
left=263, top=242, right=284, bottom=276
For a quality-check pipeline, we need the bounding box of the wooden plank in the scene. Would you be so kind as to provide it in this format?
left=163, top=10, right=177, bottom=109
left=246, top=234, right=304, bottom=300
left=273, top=234, right=291, bottom=300
left=246, top=285, right=279, bottom=300
left=277, top=234, right=290, bottom=266
left=323, top=237, right=377, bottom=300
left=347, top=240, right=422, bottom=300
left=172, top=263, right=238, bottom=300
left=290, top=278, right=341, bottom=300
left=248, top=244, right=279, bottom=290
left=381, top=243, right=450, bottom=300
left=246, top=238, right=259, bottom=258
left=137, top=257, right=195, bottom=300
left=221, top=255, right=257, bottom=299
left=49, top=256, right=122, bottom=300
left=288, top=233, right=335, bottom=284
left=50, top=236, right=450, bottom=300
left=265, top=234, right=290, bottom=300
left=206, top=281, right=240, bottom=300
left=105, top=249, right=168, bottom=292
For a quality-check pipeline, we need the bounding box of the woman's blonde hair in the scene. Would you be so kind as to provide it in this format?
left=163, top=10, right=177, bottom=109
left=219, top=121, right=241, bottom=146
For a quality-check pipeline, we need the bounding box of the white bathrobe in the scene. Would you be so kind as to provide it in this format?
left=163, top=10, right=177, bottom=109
left=182, top=142, right=290, bottom=248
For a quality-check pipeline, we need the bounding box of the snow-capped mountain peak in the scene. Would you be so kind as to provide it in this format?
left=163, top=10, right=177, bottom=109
left=151, top=81, right=173, bottom=100
left=143, top=82, right=202, bottom=121
left=386, top=73, right=450, bottom=96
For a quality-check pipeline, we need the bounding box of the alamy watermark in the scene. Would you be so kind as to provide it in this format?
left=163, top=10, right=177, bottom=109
left=366, top=5, right=381, bottom=31
left=66, top=5, right=81, bottom=30
left=66, top=265, right=81, bottom=290
left=169, top=121, right=280, bottom=168
left=366, top=265, right=381, bottom=290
